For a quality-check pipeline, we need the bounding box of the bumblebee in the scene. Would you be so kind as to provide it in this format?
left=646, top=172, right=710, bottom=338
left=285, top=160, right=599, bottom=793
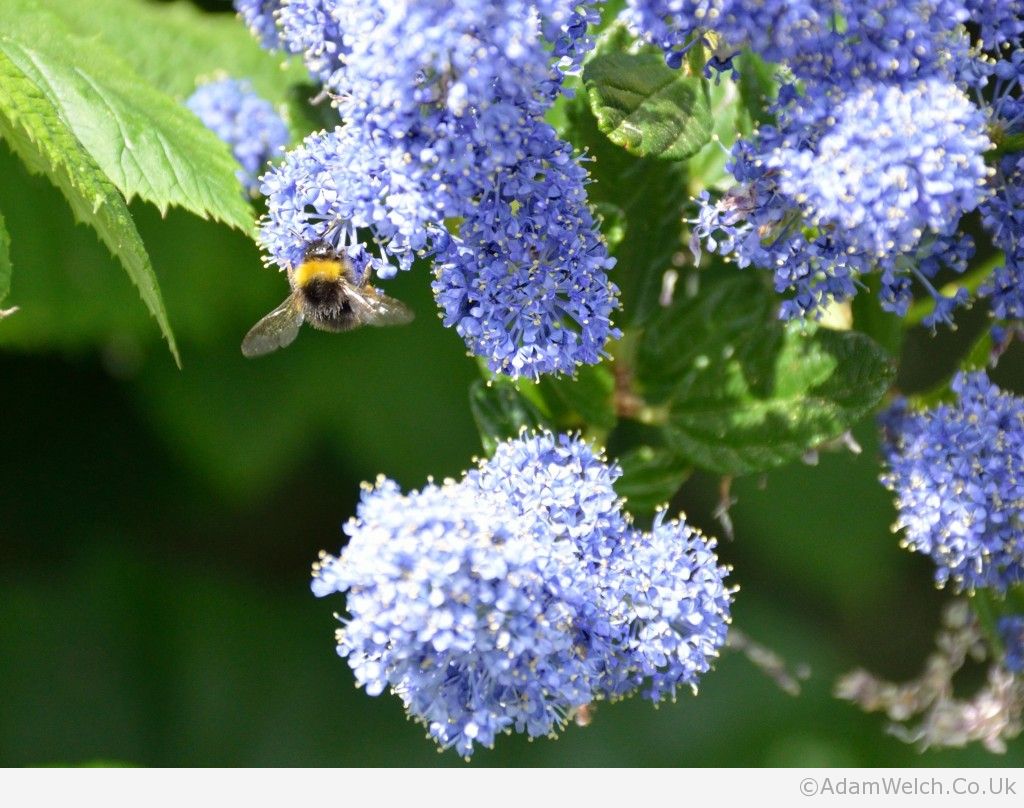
left=242, top=240, right=414, bottom=358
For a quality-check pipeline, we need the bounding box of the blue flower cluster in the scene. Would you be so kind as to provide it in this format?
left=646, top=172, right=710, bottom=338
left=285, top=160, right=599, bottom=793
left=185, top=78, right=290, bottom=197
left=235, top=0, right=281, bottom=50
left=312, top=432, right=733, bottom=757
left=636, top=2, right=1006, bottom=325
left=969, top=40, right=1024, bottom=323
left=623, top=0, right=824, bottom=71
left=999, top=615, right=1024, bottom=672
left=627, top=1, right=968, bottom=79
left=880, top=373, right=1024, bottom=592
left=694, top=78, right=988, bottom=322
left=979, top=157, right=1024, bottom=321
left=235, top=1, right=619, bottom=378
left=966, top=0, right=1024, bottom=50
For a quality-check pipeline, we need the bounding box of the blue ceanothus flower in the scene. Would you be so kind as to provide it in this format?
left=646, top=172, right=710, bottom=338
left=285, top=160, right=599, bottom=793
left=979, top=156, right=1024, bottom=321
left=967, top=44, right=1024, bottom=322
left=999, top=616, right=1024, bottom=672
left=185, top=78, right=290, bottom=196
left=677, top=2, right=995, bottom=324
left=431, top=118, right=620, bottom=377
left=965, top=0, right=1024, bottom=49
left=693, top=78, right=990, bottom=322
left=312, top=432, right=733, bottom=757
left=242, top=0, right=619, bottom=379
left=881, top=373, right=1024, bottom=592
left=234, top=0, right=282, bottom=51
left=623, top=0, right=825, bottom=70
left=625, top=1, right=969, bottom=80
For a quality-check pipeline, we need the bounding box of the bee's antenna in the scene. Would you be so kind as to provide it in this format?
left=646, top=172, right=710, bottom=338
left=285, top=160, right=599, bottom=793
left=320, top=218, right=345, bottom=243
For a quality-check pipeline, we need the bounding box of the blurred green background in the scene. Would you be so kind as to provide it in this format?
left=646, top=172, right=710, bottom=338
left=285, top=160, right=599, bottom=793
left=3, top=5, right=1024, bottom=767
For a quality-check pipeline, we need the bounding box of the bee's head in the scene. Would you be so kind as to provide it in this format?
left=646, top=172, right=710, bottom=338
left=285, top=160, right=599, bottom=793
left=302, top=239, right=338, bottom=262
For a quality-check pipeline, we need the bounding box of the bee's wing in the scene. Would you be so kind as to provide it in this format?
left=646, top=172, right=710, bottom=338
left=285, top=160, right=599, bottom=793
left=344, top=283, right=415, bottom=328
left=241, top=293, right=305, bottom=357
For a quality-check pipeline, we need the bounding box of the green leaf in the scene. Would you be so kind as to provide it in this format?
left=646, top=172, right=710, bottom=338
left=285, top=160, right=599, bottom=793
left=684, top=65, right=741, bottom=190
left=583, top=51, right=712, bottom=161
left=636, top=272, right=775, bottom=404
left=0, top=206, right=10, bottom=305
left=637, top=273, right=895, bottom=475
left=615, top=445, right=691, bottom=517
left=0, top=50, right=179, bottom=363
left=851, top=275, right=903, bottom=358
left=469, top=378, right=551, bottom=455
left=539, top=363, right=617, bottom=432
left=41, top=0, right=309, bottom=124
left=735, top=50, right=778, bottom=133
left=971, top=589, right=1004, bottom=655
left=0, top=0, right=255, bottom=234
left=563, top=97, right=690, bottom=327
left=590, top=16, right=632, bottom=59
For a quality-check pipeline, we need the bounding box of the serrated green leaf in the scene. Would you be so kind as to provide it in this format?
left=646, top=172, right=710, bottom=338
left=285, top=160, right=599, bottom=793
left=0, top=50, right=179, bottom=364
left=0, top=0, right=255, bottom=234
left=583, top=51, right=712, bottom=161
left=41, top=0, right=313, bottom=138
left=615, top=445, right=691, bottom=517
left=637, top=273, right=894, bottom=475
left=469, top=378, right=551, bottom=455
left=963, top=326, right=997, bottom=371
left=0, top=206, right=10, bottom=305
left=563, top=97, right=689, bottom=327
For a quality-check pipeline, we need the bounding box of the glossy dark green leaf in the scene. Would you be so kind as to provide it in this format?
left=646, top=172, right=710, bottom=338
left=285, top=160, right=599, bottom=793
left=469, top=378, right=551, bottom=455
left=735, top=50, right=778, bottom=133
left=637, top=273, right=895, bottom=475
left=583, top=51, right=712, bottom=161
left=563, top=97, right=689, bottom=327
left=539, top=363, right=617, bottom=432
left=636, top=272, right=775, bottom=404
left=615, top=445, right=691, bottom=517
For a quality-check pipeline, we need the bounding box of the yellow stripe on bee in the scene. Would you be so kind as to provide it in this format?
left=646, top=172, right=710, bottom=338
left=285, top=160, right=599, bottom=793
left=294, top=258, right=344, bottom=287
